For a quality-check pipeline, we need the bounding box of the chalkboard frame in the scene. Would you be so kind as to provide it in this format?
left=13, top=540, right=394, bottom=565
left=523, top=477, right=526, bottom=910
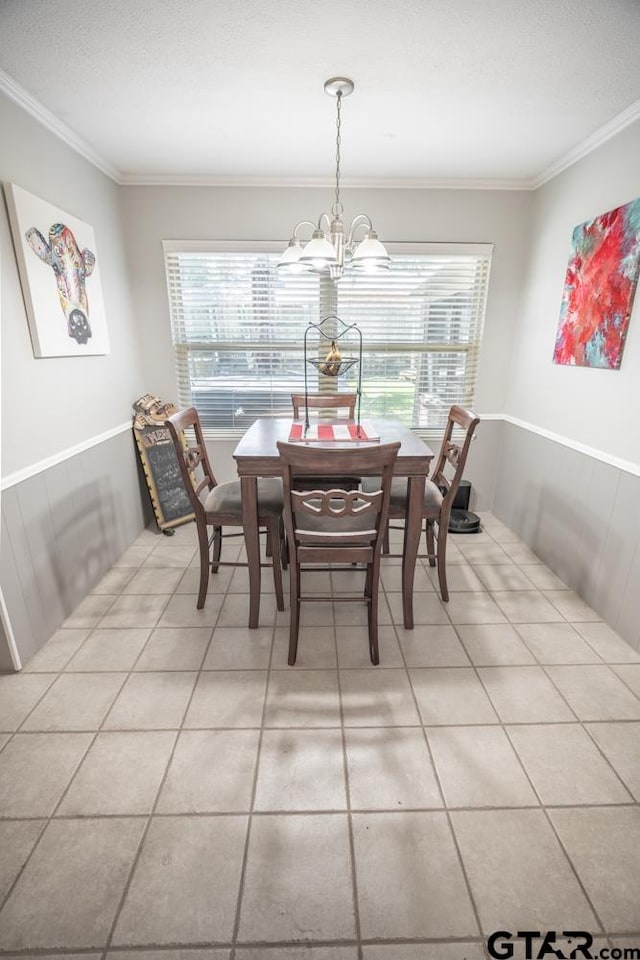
left=133, top=422, right=195, bottom=531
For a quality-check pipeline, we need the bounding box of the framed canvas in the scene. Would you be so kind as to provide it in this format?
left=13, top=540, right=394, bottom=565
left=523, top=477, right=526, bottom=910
left=553, top=197, right=640, bottom=369
left=5, top=183, right=110, bottom=357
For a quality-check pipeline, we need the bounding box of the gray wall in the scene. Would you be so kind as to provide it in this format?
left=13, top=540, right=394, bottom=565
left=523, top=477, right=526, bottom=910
left=494, top=118, right=640, bottom=650
left=0, top=90, right=148, bottom=668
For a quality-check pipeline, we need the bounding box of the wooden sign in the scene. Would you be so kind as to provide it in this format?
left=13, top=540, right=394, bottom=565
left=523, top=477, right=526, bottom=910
left=132, top=395, right=194, bottom=531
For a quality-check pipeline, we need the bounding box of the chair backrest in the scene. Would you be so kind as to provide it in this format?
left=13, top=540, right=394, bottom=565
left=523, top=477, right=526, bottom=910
left=291, top=392, right=357, bottom=420
left=165, top=406, right=217, bottom=521
left=277, top=441, right=400, bottom=566
left=431, top=404, right=480, bottom=514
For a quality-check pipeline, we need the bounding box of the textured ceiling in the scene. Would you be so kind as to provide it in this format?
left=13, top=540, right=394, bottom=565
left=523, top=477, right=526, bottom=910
left=0, top=0, right=639, bottom=184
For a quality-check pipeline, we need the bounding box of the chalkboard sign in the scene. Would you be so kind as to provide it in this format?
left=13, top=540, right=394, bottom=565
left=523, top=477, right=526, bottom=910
left=133, top=395, right=194, bottom=531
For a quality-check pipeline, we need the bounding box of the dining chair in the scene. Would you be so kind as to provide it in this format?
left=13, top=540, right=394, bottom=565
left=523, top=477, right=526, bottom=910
left=277, top=440, right=400, bottom=666
left=165, top=406, right=285, bottom=611
left=362, top=404, right=480, bottom=602
left=291, top=392, right=357, bottom=420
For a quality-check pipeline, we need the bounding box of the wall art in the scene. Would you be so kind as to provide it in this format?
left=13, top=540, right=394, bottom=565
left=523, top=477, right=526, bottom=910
left=5, top=183, right=110, bottom=357
left=553, top=197, right=640, bottom=369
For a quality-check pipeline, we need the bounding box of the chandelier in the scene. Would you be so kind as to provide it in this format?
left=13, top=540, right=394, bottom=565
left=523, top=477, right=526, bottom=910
left=278, top=77, right=391, bottom=281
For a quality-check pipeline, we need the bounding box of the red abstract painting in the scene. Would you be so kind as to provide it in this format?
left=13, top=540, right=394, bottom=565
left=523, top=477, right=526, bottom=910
left=553, top=197, right=640, bottom=368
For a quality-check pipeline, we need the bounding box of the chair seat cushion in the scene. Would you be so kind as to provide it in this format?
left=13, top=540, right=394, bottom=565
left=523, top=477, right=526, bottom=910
left=361, top=476, right=443, bottom=515
left=203, top=477, right=283, bottom=518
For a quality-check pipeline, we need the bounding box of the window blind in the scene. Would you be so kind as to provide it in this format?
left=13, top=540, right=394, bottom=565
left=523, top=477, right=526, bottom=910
left=164, top=243, right=491, bottom=436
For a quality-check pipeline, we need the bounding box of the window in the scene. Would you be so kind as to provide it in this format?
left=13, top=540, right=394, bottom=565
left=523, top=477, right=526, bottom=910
left=164, top=241, right=491, bottom=436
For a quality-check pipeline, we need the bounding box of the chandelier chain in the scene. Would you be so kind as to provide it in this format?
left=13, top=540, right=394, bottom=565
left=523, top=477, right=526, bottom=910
left=333, top=91, right=344, bottom=218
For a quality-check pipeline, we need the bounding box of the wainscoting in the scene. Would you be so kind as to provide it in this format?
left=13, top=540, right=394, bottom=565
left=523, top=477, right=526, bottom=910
left=0, top=427, right=149, bottom=669
left=494, top=418, right=640, bottom=653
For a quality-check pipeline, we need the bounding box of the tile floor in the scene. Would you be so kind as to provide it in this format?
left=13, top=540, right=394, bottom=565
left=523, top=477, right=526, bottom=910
left=1, top=513, right=640, bottom=958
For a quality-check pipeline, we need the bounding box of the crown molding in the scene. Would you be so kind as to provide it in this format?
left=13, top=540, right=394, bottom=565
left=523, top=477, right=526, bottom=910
left=531, top=98, right=640, bottom=190
left=0, top=68, right=120, bottom=182
left=2, top=67, right=639, bottom=192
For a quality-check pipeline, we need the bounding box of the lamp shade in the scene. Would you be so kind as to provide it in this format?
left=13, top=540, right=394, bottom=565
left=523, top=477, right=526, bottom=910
left=299, top=234, right=338, bottom=268
left=278, top=240, right=306, bottom=270
left=350, top=233, right=391, bottom=271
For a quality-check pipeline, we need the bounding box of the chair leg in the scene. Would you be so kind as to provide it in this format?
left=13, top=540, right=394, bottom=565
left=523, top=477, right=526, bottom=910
left=279, top=516, right=288, bottom=570
left=288, top=563, right=301, bottom=665
left=367, top=559, right=380, bottom=665
left=382, top=525, right=390, bottom=555
left=425, top=520, right=437, bottom=567
left=436, top=521, right=449, bottom=602
left=267, top=517, right=285, bottom=612
left=211, top=526, right=222, bottom=574
left=196, top=523, right=210, bottom=610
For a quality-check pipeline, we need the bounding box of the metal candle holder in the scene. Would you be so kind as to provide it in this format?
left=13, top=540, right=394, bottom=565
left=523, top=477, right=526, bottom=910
left=303, top=315, right=363, bottom=435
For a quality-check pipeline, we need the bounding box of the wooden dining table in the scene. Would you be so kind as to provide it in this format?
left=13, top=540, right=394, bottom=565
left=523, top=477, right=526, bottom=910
left=233, top=417, right=434, bottom=630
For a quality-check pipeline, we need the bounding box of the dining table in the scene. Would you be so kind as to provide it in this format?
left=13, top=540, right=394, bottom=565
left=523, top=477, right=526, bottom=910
left=233, top=417, right=434, bottom=630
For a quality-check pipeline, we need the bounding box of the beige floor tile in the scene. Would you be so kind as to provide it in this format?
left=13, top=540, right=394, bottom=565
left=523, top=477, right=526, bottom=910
left=345, top=727, right=442, bottom=809
left=0, top=674, right=57, bottom=731
left=336, top=626, right=404, bottom=668
left=500, top=542, right=543, bottom=565
left=454, top=541, right=511, bottom=564
left=478, top=666, right=575, bottom=723
left=0, top=819, right=44, bottom=902
left=427, top=563, right=485, bottom=592
left=143, top=545, right=197, bottom=568
left=22, top=673, right=126, bottom=732
left=507, top=724, right=632, bottom=805
left=0, top=732, right=92, bottom=817
left=549, top=806, right=640, bottom=932
left=273, top=625, right=337, bottom=668
left=364, top=947, right=485, bottom=960
left=134, top=626, right=211, bottom=671
left=0, top=817, right=145, bottom=949
left=515, top=622, right=602, bottom=664
left=185, top=671, right=268, bottom=728
left=334, top=597, right=393, bottom=626
left=472, top=564, right=537, bottom=592
left=545, top=665, right=640, bottom=721
left=65, top=628, right=150, bottom=672
left=586, top=722, right=640, bottom=800
left=90, top=566, right=137, bottom=594
left=63, top=594, right=117, bottom=628
left=203, top=626, right=273, bottom=670
left=176, top=565, right=234, bottom=593
left=111, top=952, right=230, bottom=960
left=237, top=949, right=356, bottom=960
left=104, top=672, right=197, bottom=729
left=113, top=544, right=155, bottom=567
left=122, top=566, right=183, bottom=594
left=492, top=590, right=564, bottom=624
left=518, top=564, right=570, bottom=590
left=428, top=725, right=537, bottom=808
left=264, top=670, right=340, bottom=728
left=612, top=663, right=640, bottom=697
left=444, top=593, right=508, bottom=625
left=457, top=623, right=536, bottom=665
left=543, top=590, right=602, bottom=622
left=451, top=809, right=598, bottom=934
left=155, top=593, right=223, bottom=628
left=98, top=595, right=169, bottom=629
left=157, top=729, right=259, bottom=812
left=255, top=729, right=346, bottom=810
left=22, top=629, right=90, bottom=672
left=353, top=811, right=478, bottom=939
left=221, top=593, right=278, bottom=627
left=113, top=816, right=247, bottom=945
left=381, top=564, right=435, bottom=592
left=386, top=592, right=450, bottom=625
left=340, top=668, right=421, bottom=726
left=410, top=668, right=499, bottom=725
left=0, top=733, right=8, bottom=751
left=396, top=624, right=471, bottom=667
left=58, top=731, right=176, bottom=815
left=238, top=814, right=355, bottom=941
left=575, top=622, right=640, bottom=663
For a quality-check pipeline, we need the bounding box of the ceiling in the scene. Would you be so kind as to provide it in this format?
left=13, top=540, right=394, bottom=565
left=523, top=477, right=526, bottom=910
left=1, top=0, right=639, bottom=187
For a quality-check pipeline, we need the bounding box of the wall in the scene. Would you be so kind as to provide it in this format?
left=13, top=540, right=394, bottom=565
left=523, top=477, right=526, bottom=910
left=0, top=91, right=148, bottom=667
left=119, top=183, right=532, bottom=504
left=496, top=118, right=640, bottom=651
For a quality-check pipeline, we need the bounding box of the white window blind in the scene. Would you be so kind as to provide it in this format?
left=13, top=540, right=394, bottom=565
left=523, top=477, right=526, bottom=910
left=164, top=242, right=491, bottom=436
